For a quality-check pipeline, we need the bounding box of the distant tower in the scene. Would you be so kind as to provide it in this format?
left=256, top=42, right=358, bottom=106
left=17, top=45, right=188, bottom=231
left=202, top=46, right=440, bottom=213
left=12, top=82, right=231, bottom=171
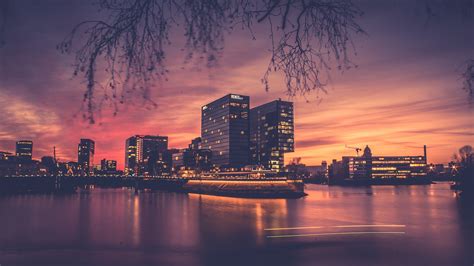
left=423, top=145, right=427, bottom=164
left=363, top=145, right=372, bottom=158
left=53, top=146, right=57, bottom=162
left=362, top=145, right=372, bottom=179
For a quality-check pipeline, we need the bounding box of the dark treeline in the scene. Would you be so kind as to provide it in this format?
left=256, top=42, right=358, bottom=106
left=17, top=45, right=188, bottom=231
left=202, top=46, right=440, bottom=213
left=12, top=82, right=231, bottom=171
left=452, top=145, right=474, bottom=197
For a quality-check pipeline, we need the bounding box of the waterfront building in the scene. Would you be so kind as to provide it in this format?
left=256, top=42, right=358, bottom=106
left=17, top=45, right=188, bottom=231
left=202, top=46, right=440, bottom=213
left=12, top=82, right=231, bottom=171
left=57, top=161, right=80, bottom=176
left=184, top=149, right=212, bottom=171
left=328, top=159, right=345, bottom=183
left=250, top=99, right=294, bottom=171
left=343, top=145, right=427, bottom=179
left=171, top=149, right=186, bottom=170
left=40, top=156, right=57, bottom=175
left=171, top=138, right=212, bottom=172
left=77, top=139, right=95, bottom=174
left=201, top=94, right=250, bottom=168
left=0, top=151, right=15, bottom=176
left=16, top=140, right=33, bottom=160
left=0, top=151, right=13, bottom=161
left=303, top=161, right=328, bottom=178
left=184, top=137, right=212, bottom=171
left=125, top=135, right=168, bottom=175
left=189, top=137, right=202, bottom=150
left=100, top=159, right=117, bottom=173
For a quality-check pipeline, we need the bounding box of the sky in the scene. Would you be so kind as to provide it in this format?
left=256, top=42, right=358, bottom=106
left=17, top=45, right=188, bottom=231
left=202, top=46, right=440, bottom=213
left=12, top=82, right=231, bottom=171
left=0, top=0, right=473, bottom=169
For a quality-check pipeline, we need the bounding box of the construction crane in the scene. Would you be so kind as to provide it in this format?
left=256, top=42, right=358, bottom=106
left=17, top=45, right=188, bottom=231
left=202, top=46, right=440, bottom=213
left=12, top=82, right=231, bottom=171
left=345, top=145, right=362, bottom=156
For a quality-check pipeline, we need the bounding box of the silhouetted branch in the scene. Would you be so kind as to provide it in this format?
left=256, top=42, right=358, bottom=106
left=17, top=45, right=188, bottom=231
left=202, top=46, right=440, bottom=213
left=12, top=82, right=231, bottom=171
left=61, top=0, right=364, bottom=123
left=461, top=59, right=474, bottom=100
left=0, top=0, right=8, bottom=47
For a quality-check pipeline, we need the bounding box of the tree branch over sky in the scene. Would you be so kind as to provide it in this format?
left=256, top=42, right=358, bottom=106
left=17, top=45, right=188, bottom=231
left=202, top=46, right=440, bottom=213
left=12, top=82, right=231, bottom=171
left=461, top=60, right=474, bottom=100
left=58, top=0, right=365, bottom=123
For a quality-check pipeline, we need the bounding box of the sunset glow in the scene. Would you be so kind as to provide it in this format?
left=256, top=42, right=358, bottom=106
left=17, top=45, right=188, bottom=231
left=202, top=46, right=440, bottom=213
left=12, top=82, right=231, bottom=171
left=0, top=1, right=472, bottom=169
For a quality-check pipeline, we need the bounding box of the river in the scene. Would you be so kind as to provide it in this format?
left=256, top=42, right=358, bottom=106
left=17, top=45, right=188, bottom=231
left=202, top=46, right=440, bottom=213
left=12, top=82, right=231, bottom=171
left=0, top=183, right=472, bottom=266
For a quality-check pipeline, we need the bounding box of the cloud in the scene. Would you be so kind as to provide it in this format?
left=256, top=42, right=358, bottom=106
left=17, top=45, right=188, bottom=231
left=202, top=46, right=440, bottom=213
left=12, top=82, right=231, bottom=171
left=0, top=0, right=473, bottom=167
left=296, top=138, right=341, bottom=149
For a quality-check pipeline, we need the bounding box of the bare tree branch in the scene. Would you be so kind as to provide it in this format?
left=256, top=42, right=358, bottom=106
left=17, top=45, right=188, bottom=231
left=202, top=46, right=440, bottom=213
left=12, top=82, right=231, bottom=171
left=461, top=59, right=474, bottom=100
left=0, top=0, right=8, bottom=47
left=61, top=0, right=364, bottom=123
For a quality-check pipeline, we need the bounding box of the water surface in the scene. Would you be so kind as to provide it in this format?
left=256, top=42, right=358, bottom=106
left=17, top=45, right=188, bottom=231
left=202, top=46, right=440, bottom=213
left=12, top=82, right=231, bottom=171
left=0, top=183, right=472, bottom=266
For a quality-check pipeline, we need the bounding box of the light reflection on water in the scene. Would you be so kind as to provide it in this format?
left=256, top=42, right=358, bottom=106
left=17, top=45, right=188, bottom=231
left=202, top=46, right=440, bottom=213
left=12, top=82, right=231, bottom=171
left=0, top=183, right=471, bottom=266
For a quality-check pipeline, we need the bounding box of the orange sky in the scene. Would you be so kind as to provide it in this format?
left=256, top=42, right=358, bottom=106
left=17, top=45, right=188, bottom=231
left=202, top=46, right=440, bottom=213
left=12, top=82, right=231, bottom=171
left=0, top=0, right=473, bottom=169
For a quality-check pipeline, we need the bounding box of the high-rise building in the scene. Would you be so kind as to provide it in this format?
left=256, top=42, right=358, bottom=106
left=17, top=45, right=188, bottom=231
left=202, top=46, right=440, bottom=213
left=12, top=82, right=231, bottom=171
left=16, top=140, right=33, bottom=160
left=250, top=99, right=294, bottom=171
left=78, top=139, right=95, bottom=174
left=125, top=135, right=168, bottom=175
left=201, top=94, right=250, bottom=168
left=125, top=137, right=138, bottom=174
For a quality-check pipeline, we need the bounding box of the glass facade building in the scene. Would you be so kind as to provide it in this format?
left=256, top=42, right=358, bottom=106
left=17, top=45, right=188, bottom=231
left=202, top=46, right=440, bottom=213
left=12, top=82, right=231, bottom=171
left=201, top=94, right=250, bottom=168
left=250, top=99, right=294, bottom=171
left=16, top=140, right=33, bottom=160
left=77, top=139, right=95, bottom=174
left=125, top=135, right=168, bottom=175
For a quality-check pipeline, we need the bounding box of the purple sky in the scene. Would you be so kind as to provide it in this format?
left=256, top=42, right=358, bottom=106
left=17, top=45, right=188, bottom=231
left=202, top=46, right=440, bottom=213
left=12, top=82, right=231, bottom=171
left=0, top=0, right=473, bottom=169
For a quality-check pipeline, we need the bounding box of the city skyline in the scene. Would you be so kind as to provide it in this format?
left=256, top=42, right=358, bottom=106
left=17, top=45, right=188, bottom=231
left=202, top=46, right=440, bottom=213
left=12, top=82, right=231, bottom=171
left=0, top=93, right=460, bottom=172
left=0, top=1, right=473, bottom=169
left=0, top=2, right=472, bottom=265
left=0, top=89, right=470, bottom=170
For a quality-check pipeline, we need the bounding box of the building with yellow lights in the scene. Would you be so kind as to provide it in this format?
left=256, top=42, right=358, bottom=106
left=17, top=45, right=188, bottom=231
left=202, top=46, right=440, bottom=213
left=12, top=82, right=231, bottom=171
left=250, top=99, right=294, bottom=172
left=341, top=145, right=428, bottom=179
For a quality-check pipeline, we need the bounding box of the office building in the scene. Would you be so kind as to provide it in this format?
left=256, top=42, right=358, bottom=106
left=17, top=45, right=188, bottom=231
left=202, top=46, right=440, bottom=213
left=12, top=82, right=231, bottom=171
left=100, top=159, right=117, bottom=172
left=343, top=145, right=427, bottom=179
left=16, top=140, right=33, bottom=160
left=172, top=138, right=212, bottom=171
left=171, top=149, right=186, bottom=170
left=125, top=135, right=168, bottom=175
left=303, top=161, right=328, bottom=178
left=201, top=94, right=250, bottom=168
left=78, top=139, right=95, bottom=174
left=184, top=138, right=212, bottom=171
left=41, top=156, right=57, bottom=175
left=250, top=99, right=294, bottom=171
